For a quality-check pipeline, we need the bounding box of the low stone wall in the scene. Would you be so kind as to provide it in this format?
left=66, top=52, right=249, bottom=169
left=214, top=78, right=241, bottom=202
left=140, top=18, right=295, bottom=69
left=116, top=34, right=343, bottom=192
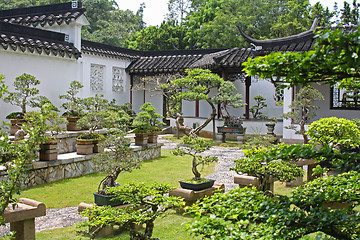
left=0, top=143, right=163, bottom=188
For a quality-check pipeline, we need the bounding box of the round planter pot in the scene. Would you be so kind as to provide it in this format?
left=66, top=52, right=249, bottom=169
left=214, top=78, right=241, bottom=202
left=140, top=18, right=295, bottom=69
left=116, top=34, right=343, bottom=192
left=66, top=116, right=81, bottom=131
left=93, top=192, right=123, bottom=207
left=179, top=179, right=215, bottom=191
left=76, top=139, right=94, bottom=155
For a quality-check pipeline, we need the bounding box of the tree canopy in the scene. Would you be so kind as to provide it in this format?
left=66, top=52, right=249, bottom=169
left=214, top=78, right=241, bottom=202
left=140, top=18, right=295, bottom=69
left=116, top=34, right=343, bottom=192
left=242, top=26, right=360, bottom=89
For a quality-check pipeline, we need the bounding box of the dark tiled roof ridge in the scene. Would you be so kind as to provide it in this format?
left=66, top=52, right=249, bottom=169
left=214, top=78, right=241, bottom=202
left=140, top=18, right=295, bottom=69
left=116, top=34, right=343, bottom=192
left=0, top=1, right=83, bottom=18
left=0, top=21, right=80, bottom=59
left=0, top=21, right=66, bottom=42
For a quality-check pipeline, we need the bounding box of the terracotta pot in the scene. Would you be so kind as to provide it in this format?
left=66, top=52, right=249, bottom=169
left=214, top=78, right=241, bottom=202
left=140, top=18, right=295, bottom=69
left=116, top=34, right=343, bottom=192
left=9, top=119, right=26, bottom=136
left=66, top=116, right=81, bottom=131
left=39, top=139, right=58, bottom=161
left=147, top=132, right=159, bottom=144
left=76, top=139, right=94, bottom=155
left=134, top=133, right=148, bottom=146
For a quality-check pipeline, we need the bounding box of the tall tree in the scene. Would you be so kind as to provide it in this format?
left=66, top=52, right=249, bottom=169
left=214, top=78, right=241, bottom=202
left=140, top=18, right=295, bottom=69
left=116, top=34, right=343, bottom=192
left=125, top=20, right=188, bottom=50
left=183, top=0, right=323, bottom=49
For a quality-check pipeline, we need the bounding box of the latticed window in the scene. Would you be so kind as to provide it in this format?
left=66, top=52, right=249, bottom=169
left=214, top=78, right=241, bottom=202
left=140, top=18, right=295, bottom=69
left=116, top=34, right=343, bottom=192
left=331, top=83, right=360, bottom=109
left=90, top=64, right=104, bottom=92
left=112, top=67, right=124, bottom=93
left=273, top=85, right=284, bottom=106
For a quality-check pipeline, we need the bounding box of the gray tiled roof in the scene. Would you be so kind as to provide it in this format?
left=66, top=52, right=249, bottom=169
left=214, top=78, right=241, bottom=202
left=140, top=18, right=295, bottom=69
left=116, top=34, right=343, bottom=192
left=81, top=40, right=139, bottom=60
left=0, top=1, right=85, bottom=27
left=0, top=21, right=80, bottom=59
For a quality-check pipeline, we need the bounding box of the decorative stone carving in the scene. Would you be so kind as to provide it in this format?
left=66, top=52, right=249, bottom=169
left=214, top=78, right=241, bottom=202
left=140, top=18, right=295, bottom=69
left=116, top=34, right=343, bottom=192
left=112, top=67, right=125, bottom=93
left=90, top=64, right=104, bottom=92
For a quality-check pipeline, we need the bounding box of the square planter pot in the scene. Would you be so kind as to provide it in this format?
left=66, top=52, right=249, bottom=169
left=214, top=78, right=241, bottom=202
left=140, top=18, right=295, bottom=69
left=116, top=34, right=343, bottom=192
left=76, top=139, right=94, bottom=155
left=147, top=132, right=159, bottom=144
left=39, top=140, right=58, bottom=161
left=134, top=133, right=148, bottom=146
left=9, top=119, right=26, bottom=136
left=66, top=116, right=81, bottom=131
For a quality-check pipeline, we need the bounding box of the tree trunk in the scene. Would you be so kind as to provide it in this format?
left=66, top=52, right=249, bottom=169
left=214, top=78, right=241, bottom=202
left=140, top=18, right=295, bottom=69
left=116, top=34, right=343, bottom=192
left=192, top=156, right=201, bottom=180
left=144, top=220, right=155, bottom=239
left=190, top=99, right=216, bottom=136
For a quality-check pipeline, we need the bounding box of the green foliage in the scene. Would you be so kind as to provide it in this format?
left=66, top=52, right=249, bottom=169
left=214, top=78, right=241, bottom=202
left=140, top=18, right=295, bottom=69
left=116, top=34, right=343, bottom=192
left=132, top=102, right=164, bottom=133
left=249, top=95, right=267, bottom=119
left=183, top=0, right=327, bottom=49
left=243, top=26, right=360, bottom=92
left=94, top=130, right=142, bottom=193
left=293, top=171, right=360, bottom=203
left=125, top=21, right=188, bottom=50
left=239, top=134, right=277, bottom=150
left=78, top=182, right=184, bottom=240
left=307, top=117, right=360, bottom=150
left=23, top=103, right=67, bottom=142
left=0, top=119, right=47, bottom=230
left=186, top=179, right=360, bottom=240
left=3, top=73, right=40, bottom=114
left=139, top=102, right=165, bottom=131
left=282, top=86, right=324, bottom=144
left=59, top=80, right=84, bottom=117
left=78, top=94, right=131, bottom=134
left=172, top=135, right=218, bottom=180
left=169, top=68, right=223, bottom=135
left=0, top=75, right=7, bottom=99
left=232, top=146, right=304, bottom=190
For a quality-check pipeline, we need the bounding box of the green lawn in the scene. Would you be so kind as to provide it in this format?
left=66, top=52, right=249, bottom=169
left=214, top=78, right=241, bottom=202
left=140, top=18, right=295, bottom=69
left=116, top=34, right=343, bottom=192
left=18, top=149, right=215, bottom=208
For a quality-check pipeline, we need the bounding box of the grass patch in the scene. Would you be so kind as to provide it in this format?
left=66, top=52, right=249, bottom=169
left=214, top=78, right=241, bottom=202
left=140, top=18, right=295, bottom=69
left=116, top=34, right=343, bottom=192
left=17, top=149, right=215, bottom=208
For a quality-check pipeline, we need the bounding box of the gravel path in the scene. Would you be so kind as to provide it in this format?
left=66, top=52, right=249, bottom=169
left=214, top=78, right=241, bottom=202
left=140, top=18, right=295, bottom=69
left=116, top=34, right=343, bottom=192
left=0, top=135, right=244, bottom=236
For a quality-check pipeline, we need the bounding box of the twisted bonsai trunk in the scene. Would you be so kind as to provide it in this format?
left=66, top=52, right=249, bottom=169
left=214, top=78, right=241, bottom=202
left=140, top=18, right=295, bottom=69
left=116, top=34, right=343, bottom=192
left=192, top=156, right=201, bottom=180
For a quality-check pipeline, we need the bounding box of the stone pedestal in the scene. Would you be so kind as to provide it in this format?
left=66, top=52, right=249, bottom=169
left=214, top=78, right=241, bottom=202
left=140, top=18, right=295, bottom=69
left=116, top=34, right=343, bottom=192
left=286, top=176, right=304, bottom=187
left=4, top=198, right=46, bottom=240
left=169, top=183, right=224, bottom=207
left=234, top=174, right=274, bottom=192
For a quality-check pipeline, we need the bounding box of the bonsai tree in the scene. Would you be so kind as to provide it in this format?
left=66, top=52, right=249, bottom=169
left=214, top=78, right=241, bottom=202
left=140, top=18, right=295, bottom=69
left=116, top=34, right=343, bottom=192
left=231, top=144, right=304, bottom=191
left=249, top=95, right=267, bottom=119
left=172, top=135, right=218, bottom=182
left=3, top=73, right=40, bottom=119
left=186, top=171, right=360, bottom=240
left=78, top=182, right=184, bottom=239
left=139, top=102, right=165, bottom=132
left=212, top=81, right=245, bottom=126
left=167, top=68, right=223, bottom=136
left=93, top=130, right=142, bottom=194
left=307, top=117, right=360, bottom=151
left=59, top=80, right=84, bottom=117
left=282, top=86, right=324, bottom=144
left=22, top=103, right=67, bottom=143
left=132, top=109, right=152, bottom=134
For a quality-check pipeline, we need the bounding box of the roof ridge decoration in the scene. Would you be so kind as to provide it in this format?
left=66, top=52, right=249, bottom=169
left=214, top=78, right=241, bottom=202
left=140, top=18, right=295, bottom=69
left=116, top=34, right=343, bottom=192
left=0, top=1, right=85, bottom=27
left=237, top=18, right=319, bottom=52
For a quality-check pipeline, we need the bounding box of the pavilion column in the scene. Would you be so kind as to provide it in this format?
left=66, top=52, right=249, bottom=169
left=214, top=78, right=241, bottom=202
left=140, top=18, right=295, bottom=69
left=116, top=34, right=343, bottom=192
left=130, top=75, right=133, bottom=105
left=245, top=76, right=251, bottom=119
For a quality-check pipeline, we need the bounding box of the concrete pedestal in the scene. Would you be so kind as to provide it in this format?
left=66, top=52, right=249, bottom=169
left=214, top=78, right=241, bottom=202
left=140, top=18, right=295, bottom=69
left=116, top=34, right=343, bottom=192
left=169, top=183, right=225, bottom=207
left=4, top=198, right=46, bottom=240
left=234, top=174, right=274, bottom=192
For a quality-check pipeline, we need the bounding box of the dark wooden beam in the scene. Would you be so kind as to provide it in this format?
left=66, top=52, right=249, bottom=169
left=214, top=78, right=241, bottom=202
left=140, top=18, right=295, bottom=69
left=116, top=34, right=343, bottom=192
left=245, top=76, right=251, bottom=119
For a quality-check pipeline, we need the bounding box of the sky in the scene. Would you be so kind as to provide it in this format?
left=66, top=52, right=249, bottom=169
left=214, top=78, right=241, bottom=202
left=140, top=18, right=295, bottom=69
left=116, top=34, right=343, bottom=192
left=116, top=0, right=348, bottom=27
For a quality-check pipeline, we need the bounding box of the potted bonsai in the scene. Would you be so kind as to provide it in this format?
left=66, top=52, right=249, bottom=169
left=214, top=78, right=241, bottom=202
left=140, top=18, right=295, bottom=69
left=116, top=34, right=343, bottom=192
left=59, top=80, right=84, bottom=131
left=171, top=135, right=218, bottom=191
left=3, top=73, right=41, bottom=135
left=92, top=129, right=142, bottom=206
left=76, top=95, right=131, bottom=154
left=140, top=102, right=165, bottom=144
left=23, top=103, right=67, bottom=161
left=132, top=108, right=152, bottom=146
